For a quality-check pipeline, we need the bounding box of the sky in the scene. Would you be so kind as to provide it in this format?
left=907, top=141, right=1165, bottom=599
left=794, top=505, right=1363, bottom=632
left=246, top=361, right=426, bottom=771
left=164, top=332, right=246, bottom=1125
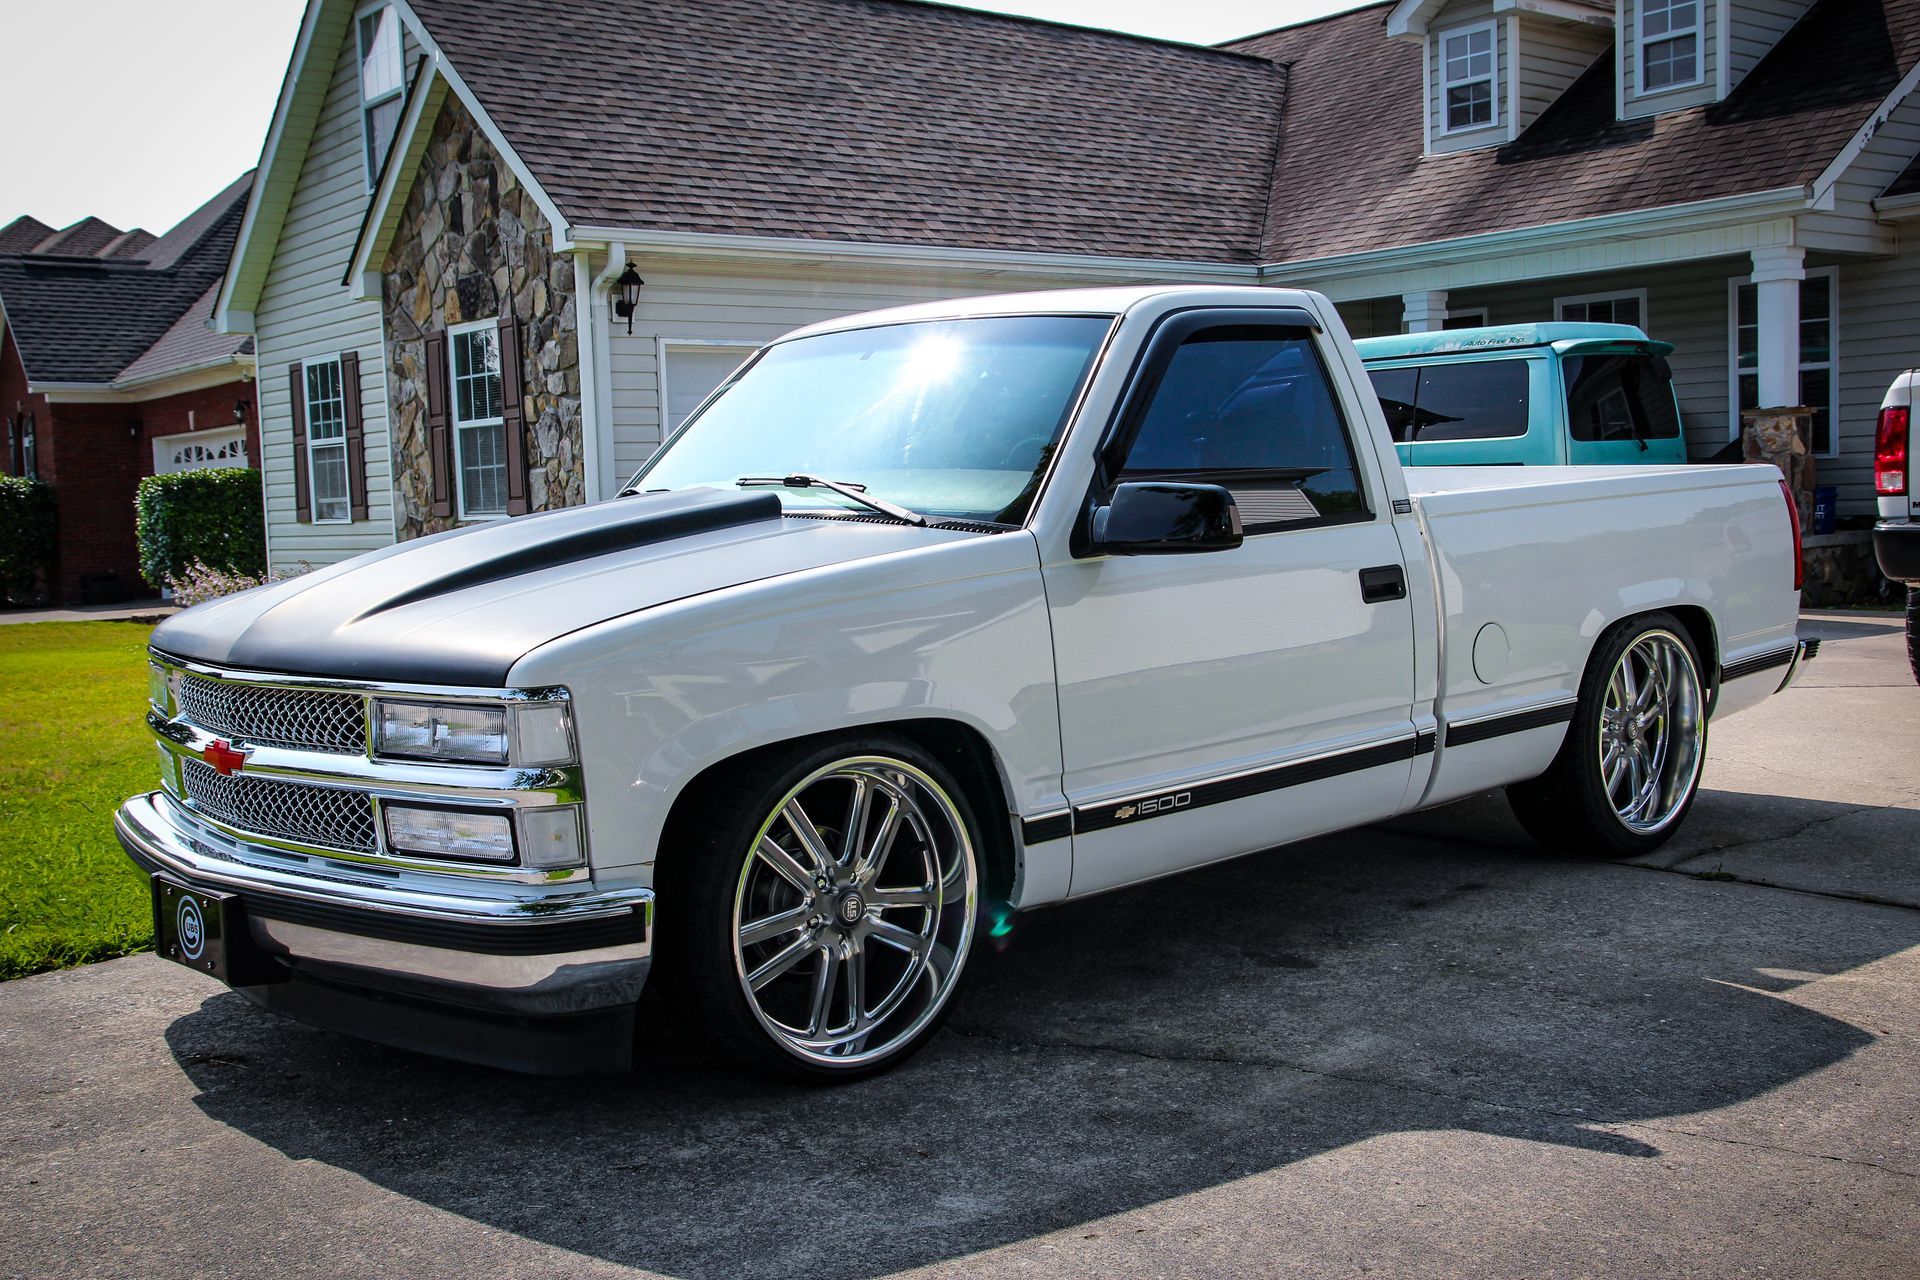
left=0, top=0, right=1363, bottom=237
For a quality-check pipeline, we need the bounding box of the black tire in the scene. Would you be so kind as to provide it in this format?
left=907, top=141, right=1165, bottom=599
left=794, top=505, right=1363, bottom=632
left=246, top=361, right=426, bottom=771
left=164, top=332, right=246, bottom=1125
left=1506, top=611, right=1708, bottom=858
left=1907, top=586, right=1919, bottom=686
left=654, top=732, right=984, bottom=1083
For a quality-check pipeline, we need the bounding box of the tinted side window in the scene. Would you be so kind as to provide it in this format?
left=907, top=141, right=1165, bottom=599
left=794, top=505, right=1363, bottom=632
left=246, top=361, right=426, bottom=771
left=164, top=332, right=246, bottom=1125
left=1366, top=367, right=1420, bottom=442
left=1366, top=360, right=1531, bottom=442
left=1407, top=360, right=1530, bottom=441
left=1564, top=354, right=1681, bottom=441
left=1120, top=328, right=1368, bottom=531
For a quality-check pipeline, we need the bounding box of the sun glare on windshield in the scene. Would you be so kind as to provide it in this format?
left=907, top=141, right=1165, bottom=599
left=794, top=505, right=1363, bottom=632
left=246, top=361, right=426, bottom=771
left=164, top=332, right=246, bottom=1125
left=901, top=334, right=965, bottom=384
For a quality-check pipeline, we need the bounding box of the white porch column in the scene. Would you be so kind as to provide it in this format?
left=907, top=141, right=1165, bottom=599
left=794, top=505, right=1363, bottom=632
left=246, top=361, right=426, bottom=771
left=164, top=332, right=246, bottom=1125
left=1750, top=246, right=1805, bottom=408
left=1401, top=290, right=1449, bottom=333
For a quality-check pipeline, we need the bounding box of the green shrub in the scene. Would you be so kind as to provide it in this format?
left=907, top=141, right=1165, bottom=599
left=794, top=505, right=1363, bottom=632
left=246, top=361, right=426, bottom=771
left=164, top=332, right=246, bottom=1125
left=134, top=468, right=265, bottom=592
left=0, top=476, right=56, bottom=604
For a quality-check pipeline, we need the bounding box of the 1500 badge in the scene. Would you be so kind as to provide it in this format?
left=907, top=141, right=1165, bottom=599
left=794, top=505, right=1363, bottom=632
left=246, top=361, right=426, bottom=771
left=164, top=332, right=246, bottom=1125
left=1115, top=791, right=1192, bottom=822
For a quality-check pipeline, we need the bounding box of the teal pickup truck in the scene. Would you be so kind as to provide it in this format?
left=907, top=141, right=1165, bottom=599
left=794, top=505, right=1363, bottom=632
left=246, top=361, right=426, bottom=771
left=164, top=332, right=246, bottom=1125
left=1355, top=323, right=1688, bottom=467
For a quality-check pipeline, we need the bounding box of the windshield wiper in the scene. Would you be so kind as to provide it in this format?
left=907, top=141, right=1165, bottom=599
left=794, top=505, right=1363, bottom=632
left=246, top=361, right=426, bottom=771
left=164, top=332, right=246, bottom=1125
left=737, top=473, right=929, bottom=527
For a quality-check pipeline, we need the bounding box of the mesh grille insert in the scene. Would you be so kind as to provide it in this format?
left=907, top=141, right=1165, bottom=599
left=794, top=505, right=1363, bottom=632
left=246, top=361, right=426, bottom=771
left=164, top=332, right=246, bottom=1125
left=177, top=676, right=365, bottom=754
left=181, top=759, right=378, bottom=853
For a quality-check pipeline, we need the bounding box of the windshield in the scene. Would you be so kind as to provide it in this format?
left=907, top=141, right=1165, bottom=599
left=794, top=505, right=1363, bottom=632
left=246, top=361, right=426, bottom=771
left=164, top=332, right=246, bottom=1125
left=630, top=315, right=1113, bottom=525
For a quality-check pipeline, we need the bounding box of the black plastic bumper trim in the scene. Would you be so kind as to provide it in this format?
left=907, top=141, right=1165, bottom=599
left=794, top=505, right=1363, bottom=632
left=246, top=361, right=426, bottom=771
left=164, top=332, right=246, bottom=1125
left=1020, top=813, right=1072, bottom=845
left=1721, top=645, right=1796, bottom=683
left=1073, top=736, right=1418, bottom=834
left=1444, top=701, right=1577, bottom=748
left=1873, top=520, right=1920, bottom=584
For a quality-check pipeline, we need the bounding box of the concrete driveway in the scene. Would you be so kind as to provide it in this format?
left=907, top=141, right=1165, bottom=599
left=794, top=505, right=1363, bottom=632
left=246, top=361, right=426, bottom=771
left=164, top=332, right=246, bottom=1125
left=3, top=611, right=1915, bottom=1279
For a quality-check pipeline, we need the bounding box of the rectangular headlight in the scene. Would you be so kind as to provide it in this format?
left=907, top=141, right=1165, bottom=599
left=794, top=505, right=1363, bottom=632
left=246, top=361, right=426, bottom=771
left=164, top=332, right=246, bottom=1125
left=148, top=662, right=171, bottom=714
left=373, top=699, right=575, bottom=766
left=384, top=804, right=517, bottom=862
left=375, top=701, right=510, bottom=764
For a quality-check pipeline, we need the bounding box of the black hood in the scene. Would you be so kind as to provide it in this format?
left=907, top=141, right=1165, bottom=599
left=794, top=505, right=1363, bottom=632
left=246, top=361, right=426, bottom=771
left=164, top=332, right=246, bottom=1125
left=150, top=489, right=829, bottom=685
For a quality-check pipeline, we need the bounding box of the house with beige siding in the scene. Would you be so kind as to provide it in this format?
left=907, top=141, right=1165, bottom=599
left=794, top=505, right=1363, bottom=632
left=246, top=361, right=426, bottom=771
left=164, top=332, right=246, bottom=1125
left=219, top=0, right=1920, bottom=585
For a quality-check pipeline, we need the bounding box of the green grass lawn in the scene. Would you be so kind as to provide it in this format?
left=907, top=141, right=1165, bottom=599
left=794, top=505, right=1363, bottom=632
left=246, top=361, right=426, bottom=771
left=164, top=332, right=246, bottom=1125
left=0, top=621, right=157, bottom=979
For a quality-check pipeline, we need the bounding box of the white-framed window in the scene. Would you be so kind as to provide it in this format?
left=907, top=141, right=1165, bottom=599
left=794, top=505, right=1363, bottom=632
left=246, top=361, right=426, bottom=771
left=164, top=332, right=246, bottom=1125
left=1439, top=23, right=1498, bottom=134
left=1730, top=268, right=1839, bottom=458
left=1442, top=308, right=1490, bottom=330
left=303, top=358, right=351, bottom=523
left=657, top=339, right=759, bottom=435
left=1639, top=0, right=1701, bottom=93
left=356, top=3, right=405, bottom=188
left=449, top=320, right=508, bottom=518
left=1557, top=289, right=1648, bottom=330
left=20, top=411, right=35, bottom=480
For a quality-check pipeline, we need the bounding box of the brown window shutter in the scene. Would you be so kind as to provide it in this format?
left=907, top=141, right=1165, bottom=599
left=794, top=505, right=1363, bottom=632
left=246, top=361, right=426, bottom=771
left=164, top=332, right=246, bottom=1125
left=425, top=331, right=452, bottom=518
left=341, top=349, right=367, bottom=522
left=496, top=312, right=529, bottom=516
left=288, top=362, right=311, bottom=523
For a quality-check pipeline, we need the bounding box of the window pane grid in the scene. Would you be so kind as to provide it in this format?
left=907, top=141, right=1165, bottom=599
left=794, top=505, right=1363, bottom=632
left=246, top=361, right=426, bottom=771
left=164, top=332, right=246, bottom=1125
left=1732, top=277, right=1836, bottom=454
left=305, top=359, right=345, bottom=441
left=1441, top=26, right=1495, bottom=132
left=449, top=325, right=508, bottom=518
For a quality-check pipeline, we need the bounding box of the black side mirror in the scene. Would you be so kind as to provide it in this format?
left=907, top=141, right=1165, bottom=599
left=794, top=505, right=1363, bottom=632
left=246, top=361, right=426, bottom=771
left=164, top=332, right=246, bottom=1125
left=1089, top=482, right=1244, bottom=555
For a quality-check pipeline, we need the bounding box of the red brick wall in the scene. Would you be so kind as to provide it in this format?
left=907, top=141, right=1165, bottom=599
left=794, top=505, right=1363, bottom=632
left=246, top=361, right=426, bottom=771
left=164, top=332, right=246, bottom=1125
left=0, top=328, right=46, bottom=480
left=138, top=381, right=262, bottom=476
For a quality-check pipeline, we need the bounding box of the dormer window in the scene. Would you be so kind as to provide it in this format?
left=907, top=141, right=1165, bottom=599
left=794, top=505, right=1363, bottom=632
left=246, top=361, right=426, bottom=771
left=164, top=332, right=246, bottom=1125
left=1441, top=24, right=1498, bottom=132
left=357, top=4, right=405, bottom=188
left=1639, top=0, right=1701, bottom=91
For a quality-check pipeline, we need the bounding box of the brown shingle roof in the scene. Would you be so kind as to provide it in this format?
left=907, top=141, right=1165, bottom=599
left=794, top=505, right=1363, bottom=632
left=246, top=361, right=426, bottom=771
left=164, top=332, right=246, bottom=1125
left=1231, top=0, right=1920, bottom=261
left=114, top=283, right=253, bottom=386
left=407, top=0, right=1288, bottom=262
left=0, top=217, right=54, bottom=256
left=0, top=174, right=252, bottom=384
left=30, top=216, right=127, bottom=259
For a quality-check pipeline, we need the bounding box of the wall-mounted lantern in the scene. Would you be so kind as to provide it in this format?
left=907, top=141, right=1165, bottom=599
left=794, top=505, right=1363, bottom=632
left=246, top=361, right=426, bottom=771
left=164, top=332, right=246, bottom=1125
left=613, top=262, right=644, bottom=335
left=233, top=398, right=251, bottom=425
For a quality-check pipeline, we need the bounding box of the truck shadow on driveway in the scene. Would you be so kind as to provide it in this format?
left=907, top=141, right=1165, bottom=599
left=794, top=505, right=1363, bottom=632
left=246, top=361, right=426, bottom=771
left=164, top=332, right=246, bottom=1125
left=165, top=797, right=1920, bottom=1280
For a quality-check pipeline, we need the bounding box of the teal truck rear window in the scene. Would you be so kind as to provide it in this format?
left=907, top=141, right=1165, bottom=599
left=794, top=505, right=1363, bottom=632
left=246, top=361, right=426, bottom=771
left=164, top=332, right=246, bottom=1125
left=1563, top=354, right=1681, bottom=442
left=1365, top=359, right=1530, bottom=442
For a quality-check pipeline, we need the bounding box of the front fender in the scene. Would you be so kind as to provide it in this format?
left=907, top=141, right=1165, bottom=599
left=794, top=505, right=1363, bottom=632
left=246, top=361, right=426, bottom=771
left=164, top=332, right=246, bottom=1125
left=508, top=533, right=1064, bottom=890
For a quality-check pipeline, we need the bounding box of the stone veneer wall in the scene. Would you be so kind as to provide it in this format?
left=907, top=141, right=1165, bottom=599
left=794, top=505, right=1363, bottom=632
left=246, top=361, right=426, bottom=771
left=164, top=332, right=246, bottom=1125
left=382, top=95, right=581, bottom=540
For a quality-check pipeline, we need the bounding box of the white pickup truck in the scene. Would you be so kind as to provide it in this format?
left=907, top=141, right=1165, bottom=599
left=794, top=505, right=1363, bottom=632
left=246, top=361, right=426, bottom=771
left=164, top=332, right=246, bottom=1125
left=1873, top=371, right=1919, bottom=680
left=117, top=286, right=1813, bottom=1081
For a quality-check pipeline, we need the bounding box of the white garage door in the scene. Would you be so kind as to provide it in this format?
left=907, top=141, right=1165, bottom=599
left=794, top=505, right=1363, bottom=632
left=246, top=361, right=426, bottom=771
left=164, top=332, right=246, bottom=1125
left=153, top=427, right=248, bottom=475
left=662, top=343, right=757, bottom=433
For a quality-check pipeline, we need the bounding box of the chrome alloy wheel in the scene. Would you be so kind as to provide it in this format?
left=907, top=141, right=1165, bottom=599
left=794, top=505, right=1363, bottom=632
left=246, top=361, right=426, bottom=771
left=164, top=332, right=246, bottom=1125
left=730, top=756, right=977, bottom=1068
left=1597, top=629, right=1704, bottom=833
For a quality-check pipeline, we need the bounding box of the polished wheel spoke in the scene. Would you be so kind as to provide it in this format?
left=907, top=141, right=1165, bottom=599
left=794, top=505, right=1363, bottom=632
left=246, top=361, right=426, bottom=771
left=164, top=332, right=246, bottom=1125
left=739, top=902, right=814, bottom=949
left=867, top=885, right=933, bottom=909
left=782, top=799, right=836, bottom=872
left=806, top=946, right=840, bottom=1035
left=853, top=796, right=903, bottom=884
left=749, top=933, right=818, bottom=991
left=755, top=836, right=815, bottom=893
left=867, top=917, right=931, bottom=957
left=841, top=777, right=872, bottom=866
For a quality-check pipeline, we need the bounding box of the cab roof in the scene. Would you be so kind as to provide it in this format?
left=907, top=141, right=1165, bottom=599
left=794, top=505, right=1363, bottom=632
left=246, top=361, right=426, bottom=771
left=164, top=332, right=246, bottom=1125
left=1354, top=323, right=1673, bottom=361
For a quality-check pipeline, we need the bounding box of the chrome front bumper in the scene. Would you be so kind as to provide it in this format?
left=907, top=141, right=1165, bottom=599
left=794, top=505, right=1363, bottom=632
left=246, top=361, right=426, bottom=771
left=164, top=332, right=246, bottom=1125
left=116, top=791, right=653, bottom=1068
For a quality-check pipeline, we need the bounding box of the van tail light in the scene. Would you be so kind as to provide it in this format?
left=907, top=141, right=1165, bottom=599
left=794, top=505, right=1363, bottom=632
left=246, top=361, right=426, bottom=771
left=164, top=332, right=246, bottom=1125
left=1779, top=478, right=1804, bottom=592
left=1876, top=405, right=1910, bottom=496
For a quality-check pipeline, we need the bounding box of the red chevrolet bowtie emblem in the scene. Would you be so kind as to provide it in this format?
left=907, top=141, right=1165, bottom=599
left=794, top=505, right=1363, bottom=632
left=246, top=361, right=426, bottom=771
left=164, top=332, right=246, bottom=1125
left=203, top=739, right=251, bottom=777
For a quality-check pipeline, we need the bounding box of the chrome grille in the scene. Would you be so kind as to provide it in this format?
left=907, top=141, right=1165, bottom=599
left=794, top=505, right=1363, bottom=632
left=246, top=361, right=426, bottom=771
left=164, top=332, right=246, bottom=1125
left=177, top=675, right=365, bottom=754
left=181, top=759, right=378, bottom=853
